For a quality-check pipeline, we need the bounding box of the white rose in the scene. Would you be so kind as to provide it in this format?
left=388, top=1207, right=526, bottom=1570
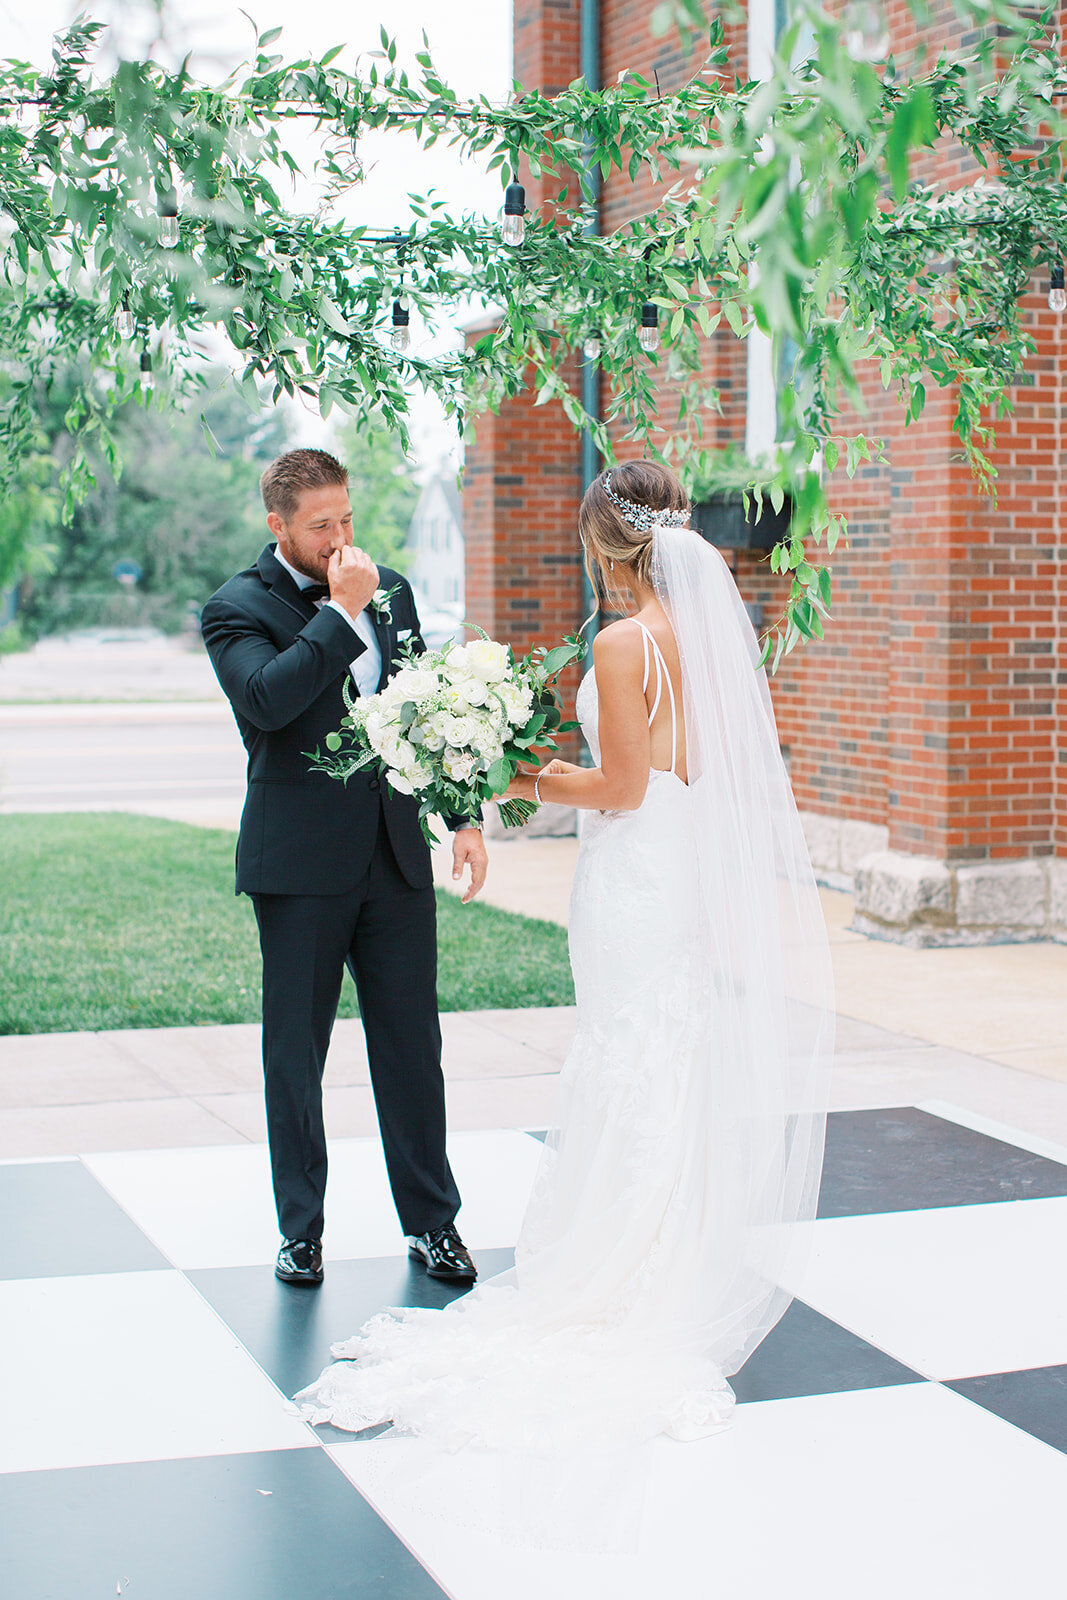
left=446, top=644, right=470, bottom=674
left=386, top=770, right=415, bottom=795
left=465, top=638, right=510, bottom=683
left=444, top=714, right=473, bottom=748
left=458, top=675, right=490, bottom=706
left=395, top=667, right=437, bottom=702
left=418, top=720, right=447, bottom=751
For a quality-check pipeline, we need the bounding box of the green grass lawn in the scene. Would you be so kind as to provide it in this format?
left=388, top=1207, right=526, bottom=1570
left=0, top=813, right=574, bottom=1034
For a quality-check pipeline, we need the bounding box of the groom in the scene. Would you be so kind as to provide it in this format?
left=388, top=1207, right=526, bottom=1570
left=201, top=447, right=487, bottom=1288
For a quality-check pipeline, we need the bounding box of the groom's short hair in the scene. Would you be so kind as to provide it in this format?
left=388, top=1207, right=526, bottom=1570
left=260, top=449, right=348, bottom=520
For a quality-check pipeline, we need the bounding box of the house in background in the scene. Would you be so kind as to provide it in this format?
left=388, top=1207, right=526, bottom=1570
left=408, top=470, right=464, bottom=616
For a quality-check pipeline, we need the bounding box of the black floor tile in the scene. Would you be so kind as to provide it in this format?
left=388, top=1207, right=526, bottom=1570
left=0, top=1449, right=444, bottom=1600
left=946, top=1366, right=1067, bottom=1456
left=0, top=1159, right=169, bottom=1279
left=817, top=1107, right=1067, bottom=1218
left=733, top=1297, right=925, bottom=1403
left=189, top=1246, right=515, bottom=1404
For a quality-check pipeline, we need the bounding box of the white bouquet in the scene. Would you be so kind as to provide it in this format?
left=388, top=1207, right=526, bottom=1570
left=309, top=627, right=587, bottom=841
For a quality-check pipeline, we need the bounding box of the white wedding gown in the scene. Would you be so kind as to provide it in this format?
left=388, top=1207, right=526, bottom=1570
left=295, top=529, right=833, bottom=1460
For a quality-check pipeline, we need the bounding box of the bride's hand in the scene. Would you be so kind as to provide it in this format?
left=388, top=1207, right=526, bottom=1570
left=503, top=768, right=539, bottom=802
left=503, top=758, right=579, bottom=804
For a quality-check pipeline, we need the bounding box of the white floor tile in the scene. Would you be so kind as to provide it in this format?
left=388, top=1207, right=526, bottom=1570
left=917, top=1098, right=1067, bottom=1167
left=792, top=1195, right=1067, bottom=1379
left=329, top=1383, right=1067, bottom=1600
left=85, top=1131, right=544, bottom=1270
left=0, top=1271, right=313, bottom=1473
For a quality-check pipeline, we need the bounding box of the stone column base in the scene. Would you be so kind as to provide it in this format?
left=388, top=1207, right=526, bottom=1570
left=852, top=851, right=1067, bottom=947
left=800, top=811, right=889, bottom=892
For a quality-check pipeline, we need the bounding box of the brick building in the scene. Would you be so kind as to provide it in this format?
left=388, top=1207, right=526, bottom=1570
left=463, top=0, right=1067, bottom=944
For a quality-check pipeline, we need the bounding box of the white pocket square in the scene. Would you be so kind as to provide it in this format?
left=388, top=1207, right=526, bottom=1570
left=397, top=628, right=413, bottom=640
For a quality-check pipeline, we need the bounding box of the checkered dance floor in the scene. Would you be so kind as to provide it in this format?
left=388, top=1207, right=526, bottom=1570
left=3, top=1104, right=1066, bottom=1598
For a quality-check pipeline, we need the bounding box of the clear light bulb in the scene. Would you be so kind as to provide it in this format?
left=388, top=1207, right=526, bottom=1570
left=841, top=0, right=890, bottom=60
left=116, top=301, right=135, bottom=340
left=1049, top=265, right=1066, bottom=312
left=158, top=210, right=179, bottom=248
left=391, top=298, right=410, bottom=352
left=502, top=212, right=526, bottom=247
left=583, top=328, right=603, bottom=359
left=502, top=180, right=526, bottom=248
left=638, top=303, right=660, bottom=353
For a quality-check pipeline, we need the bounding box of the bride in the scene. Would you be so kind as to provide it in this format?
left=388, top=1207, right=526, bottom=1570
left=296, top=458, right=834, bottom=1454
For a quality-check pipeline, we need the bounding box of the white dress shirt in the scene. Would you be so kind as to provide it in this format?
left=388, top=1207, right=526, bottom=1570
left=273, top=546, right=382, bottom=698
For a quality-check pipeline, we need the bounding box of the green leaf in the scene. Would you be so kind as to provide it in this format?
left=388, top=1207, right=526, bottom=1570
left=319, top=296, right=355, bottom=336
left=485, top=757, right=512, bottom=793
left=325, top=731, right=342, bottom=751
left=540, top=643, right=582, bottom=677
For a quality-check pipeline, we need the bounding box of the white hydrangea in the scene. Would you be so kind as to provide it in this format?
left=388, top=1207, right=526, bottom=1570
left=414, top=720, right=446, bottom=752
left=499, top=680, right=535, bottom=726
left=443, top=748, right=475, bottom=783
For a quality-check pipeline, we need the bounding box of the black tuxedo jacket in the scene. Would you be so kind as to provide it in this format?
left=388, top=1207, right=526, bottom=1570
left=202, top=545, right=450, bottom=896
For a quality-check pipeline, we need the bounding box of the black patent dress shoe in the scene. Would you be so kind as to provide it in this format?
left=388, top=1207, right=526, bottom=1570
left=275, top=1238, right=324, bottom=1286
left=407, top=1223, right=477, bottom=1283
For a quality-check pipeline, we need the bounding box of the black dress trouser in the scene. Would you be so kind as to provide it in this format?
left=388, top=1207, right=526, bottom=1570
left=251, top=811, right=461, bottom=1243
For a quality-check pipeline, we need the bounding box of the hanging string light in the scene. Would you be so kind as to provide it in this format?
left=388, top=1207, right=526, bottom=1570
left=502, top=179, right=526, bottom=247
left=391, top=298, right=411, bottom=352
left=583, top=327, right=603, bottom=359
left=139, top=347, right=154, bottom=390
left=840, top=0, right=890, bottom=61
left=158, top=190, right=180, bottom=249
left=115, top=294, right=135, bottom=340
left=1048, top=262, right=1065, bottom=313
left=638, top=302, right=660, bottom=353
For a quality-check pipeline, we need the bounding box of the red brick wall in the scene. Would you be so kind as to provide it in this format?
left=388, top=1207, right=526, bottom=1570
left=470, top=0, right=1066, bottom=861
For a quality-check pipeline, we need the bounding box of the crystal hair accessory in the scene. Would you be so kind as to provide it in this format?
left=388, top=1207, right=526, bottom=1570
left=602, top=472, right=691, bottom=533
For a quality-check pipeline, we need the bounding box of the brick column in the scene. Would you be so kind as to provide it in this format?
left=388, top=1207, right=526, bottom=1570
left=462, top=1, right=586, bottom=780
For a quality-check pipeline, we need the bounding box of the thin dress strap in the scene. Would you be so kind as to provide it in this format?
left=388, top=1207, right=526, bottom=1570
left=632, top=620, right=678, bottom=776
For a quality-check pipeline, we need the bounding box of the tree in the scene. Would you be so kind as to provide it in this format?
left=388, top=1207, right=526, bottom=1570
left=17, top=370, right=289, bottom=636
left=330, top=421, right=419, bottom=573
left=1, top=1, right=1066, bottom=661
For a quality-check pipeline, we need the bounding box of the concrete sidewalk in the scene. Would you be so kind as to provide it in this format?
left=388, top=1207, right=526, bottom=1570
left=2, top=834, right=1066, bottom=1161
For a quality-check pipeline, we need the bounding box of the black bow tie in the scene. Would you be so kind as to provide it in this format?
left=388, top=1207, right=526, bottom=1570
left=301, top=583, right=330, bottom=603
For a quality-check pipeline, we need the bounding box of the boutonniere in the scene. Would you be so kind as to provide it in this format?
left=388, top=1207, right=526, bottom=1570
left=370, top=582, right=401, bottom=623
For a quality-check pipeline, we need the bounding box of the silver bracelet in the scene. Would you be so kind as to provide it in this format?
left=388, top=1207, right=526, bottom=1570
left=534, top=772, right=545, bottom=806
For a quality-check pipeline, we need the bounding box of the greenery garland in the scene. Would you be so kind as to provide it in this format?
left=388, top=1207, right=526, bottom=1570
left=1, top=0, right=1065, bottom=662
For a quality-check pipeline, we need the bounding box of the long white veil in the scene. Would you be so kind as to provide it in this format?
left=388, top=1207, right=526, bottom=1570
left=649, top=522, right=834, bottom=1378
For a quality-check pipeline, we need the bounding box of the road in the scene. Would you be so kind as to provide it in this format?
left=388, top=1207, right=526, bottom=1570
left=0, top=702, right=247, bottom=829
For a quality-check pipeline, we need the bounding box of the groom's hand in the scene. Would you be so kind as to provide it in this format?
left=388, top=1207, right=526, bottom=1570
left=452, top=828, right=488, bottom=904
left=328, top=545, right=379, bottom=621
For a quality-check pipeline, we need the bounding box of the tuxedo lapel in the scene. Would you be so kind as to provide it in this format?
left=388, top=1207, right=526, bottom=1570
left=255, top=545, right=319, bottom=629
left=371, top=607, right=394, bottom=692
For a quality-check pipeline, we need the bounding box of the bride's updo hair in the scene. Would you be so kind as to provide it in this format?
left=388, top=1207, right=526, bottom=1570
left=578, top=459, right=689, bottom=608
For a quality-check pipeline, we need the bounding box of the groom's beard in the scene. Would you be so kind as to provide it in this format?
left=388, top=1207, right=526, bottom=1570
left=280, top=540, right=347, bottom=582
